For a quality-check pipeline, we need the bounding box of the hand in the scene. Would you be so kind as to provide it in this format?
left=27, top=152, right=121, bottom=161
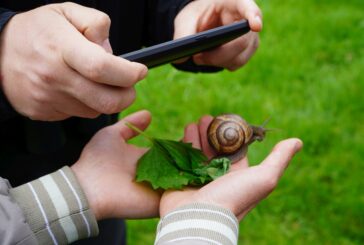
left=0, top=3, right=147, bottom=121
left=71, top=110, right=160, bottom=220
left=174, top=0, right=262, bottom=71
left=160, top=116, right=303, bottom=220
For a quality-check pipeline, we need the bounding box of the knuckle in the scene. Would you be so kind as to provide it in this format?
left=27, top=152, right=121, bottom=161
left=95, top=12, right=111, bottom=29
left=100, top=88, right=136, bottom=113
left=31, top=89, right=48, bottom=104
left=38, top=67, right=56, bottom=84
left=87, top=57, right=107, bottom=81
left=62, top=2, right=76, bottom=8
left=99, top=97, right=121, bottom=114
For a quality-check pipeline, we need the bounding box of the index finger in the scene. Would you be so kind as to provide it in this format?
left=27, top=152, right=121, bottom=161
left=62, top=26, right=147, bottom=87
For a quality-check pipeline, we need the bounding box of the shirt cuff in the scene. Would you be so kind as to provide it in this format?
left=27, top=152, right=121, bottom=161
left=155, top=203, right=239, bottom=245
left=10, top=166, right=99, bottom=245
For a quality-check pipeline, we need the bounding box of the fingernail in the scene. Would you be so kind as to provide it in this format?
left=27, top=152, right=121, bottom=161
left=254, top=15, right=263, bottom=30
left=139, top=65, right=148, bottom=80
left=294, top=139, right=303, bottom=151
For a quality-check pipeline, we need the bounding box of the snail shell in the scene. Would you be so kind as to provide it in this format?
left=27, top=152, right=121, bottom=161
left=207, top=114, right=253, bottom=161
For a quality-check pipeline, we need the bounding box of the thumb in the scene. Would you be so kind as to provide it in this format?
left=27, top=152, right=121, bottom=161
left=237, top=0, right=263, bottom=32
left=114, top=110, right=152, bottom=141
left=173, top=8, right=200, bottom=40
left=60, top=2, right=112, bottom=52
left=260, top=138, right=303, bottom=179
left=173, top=6, right=200, bottom=63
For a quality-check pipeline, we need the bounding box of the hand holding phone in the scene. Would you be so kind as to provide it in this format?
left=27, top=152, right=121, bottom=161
left=120, top=20, right=250, bottom=68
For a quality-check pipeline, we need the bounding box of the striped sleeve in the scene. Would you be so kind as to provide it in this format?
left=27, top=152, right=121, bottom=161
left=9, top=166, right=99, bottom=245
left=155, top=203, right=239, bottom=245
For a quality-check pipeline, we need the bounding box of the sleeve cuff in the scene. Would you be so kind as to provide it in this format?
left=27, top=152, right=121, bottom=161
left=0, top=9, right=17, bottom=31
left=172, top=58, right=224, bottom=73
left=10, top=166, right=99, bottom=245
left=155, top=203, right=239, bottom=245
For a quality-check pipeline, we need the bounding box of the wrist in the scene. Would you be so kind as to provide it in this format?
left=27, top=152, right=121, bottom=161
left=10, top=166, right=99, bottom=244
left=71, top=163, right=103, bottom=220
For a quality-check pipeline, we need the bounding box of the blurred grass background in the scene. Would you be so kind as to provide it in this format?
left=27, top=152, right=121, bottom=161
left=121, top=0, right=364, bottom=244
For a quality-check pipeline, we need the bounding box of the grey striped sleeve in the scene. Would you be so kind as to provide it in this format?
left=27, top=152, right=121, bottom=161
left=155, top=203, right=239, bottom=245
left=9, top=166, right=99, bottom=245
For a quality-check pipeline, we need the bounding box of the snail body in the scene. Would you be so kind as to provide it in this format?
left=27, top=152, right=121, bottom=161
left=207, top=114, right=266, bottom=163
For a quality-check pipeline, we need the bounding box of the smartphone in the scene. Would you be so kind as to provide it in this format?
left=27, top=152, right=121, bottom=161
left=119, top=20, right=250, bottom=68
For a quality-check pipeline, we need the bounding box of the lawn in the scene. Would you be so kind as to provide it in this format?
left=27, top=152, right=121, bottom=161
left=121, top=0, right=364, bottom=244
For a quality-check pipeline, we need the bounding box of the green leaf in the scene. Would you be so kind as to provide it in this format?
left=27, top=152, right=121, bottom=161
left=192, top=158, right=230, bottom=180
left=136, top=143, right=190, bottom=189
left=155, top=139, right=192, bottom=171
left=127, top=122, right=231, bottom=190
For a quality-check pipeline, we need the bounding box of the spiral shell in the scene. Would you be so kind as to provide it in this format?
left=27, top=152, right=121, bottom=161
left=207, top=114, right=253, bottom=155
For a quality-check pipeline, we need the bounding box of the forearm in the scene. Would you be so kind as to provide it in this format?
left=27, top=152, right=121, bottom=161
left=155, top=203, right=239, bottom=245
left=9, top=166, right=99, bottom=245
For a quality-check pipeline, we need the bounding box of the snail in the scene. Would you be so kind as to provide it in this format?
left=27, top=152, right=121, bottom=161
left=207, top=114, right=268, bottom=163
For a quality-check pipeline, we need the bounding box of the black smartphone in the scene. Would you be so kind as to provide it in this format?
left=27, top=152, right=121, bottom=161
left=119, top=20, right=250, bottom=68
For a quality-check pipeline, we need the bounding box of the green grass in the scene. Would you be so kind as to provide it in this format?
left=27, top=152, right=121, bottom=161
left=122, top=0, right=364, bottom=244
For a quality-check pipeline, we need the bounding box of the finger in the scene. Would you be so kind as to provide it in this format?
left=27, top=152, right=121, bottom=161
left=53, top=93, right=100, bottom=119
left=60, top=2, right=111, bottom=46
left=101, top=38, right=113, bottom=54
left=115, top=110, right=152, bottom=140
left=226, top=34, right=259, bottom=71
left=183, top=123, right=201, bottom=149
left=198, top=115, right=216, bottom=159
left=193, top=33, right=253, bottom=67
left=61, top=26, right=147, bottom=87
left=62, top=67, right=137, bottom=114
left=28, top=106, right=69, bottom=122
left=260, top=138, right=303, bottom=179
left=173, top=4, right=202, bottom=40
left=237, top=0, right=263, bottom=32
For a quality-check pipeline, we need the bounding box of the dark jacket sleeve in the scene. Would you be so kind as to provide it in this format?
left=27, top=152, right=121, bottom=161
left=144, top=0, right=223, bottom=73
left=0, top=8, right=18, bottom=122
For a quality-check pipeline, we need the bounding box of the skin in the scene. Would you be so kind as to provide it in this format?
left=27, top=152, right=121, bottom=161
left=174, top=0, right=262, bottom=71
left=160, top=116, right=303, bottom=220
left=71, top=110, right=160, bottom=220
left=0, top=3, right=147, bottom=121
left=71, top=110, right=302, bottom=221
left=0, top=1, right=262, bottom=121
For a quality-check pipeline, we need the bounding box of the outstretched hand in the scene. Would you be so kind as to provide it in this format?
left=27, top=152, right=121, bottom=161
left=160, top=116, right=303, bottom=220
left=71, top=110, right=160, bottom=220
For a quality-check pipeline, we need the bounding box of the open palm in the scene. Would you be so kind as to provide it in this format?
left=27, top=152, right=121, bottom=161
left=72, top=110, right=161, bottom=220
left=160, top=115, right=302, bottom=220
